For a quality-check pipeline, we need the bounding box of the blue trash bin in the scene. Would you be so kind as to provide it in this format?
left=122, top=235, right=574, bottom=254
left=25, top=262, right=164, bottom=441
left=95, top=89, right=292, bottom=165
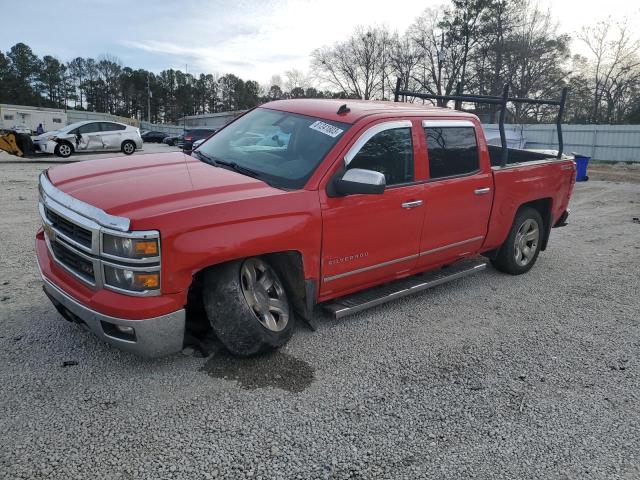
left=573, top=153, right=591, bottom=182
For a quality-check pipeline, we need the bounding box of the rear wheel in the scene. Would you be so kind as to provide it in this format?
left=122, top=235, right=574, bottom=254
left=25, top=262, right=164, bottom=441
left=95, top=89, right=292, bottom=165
left=491, top=207, right=543, bottom=275
left=203, top=257, right=294, bottom=356
left=54, top=142, right=73, bottom=158
left=121, top=140, right=136, bottom=155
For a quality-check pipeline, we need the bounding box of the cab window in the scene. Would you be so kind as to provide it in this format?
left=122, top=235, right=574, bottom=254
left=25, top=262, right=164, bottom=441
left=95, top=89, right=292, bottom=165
left=347, top=128, right=414, bottom=186
left=425, top=127, right=479, bottom=179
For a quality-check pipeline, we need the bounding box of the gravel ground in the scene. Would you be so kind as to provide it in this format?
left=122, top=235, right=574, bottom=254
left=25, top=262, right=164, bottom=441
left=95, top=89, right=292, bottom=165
left=0, top=158, right=639, bottom=479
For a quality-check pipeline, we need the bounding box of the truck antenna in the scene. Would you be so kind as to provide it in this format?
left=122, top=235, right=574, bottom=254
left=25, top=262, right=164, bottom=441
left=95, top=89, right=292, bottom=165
left=337, top=104, right=350, bottom=115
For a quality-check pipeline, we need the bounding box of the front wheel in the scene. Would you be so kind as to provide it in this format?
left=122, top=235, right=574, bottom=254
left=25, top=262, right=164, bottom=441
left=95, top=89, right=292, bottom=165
left=203, top=257, right=294, bottom=356
left=491, top=207, right=543, bottom=275
left=121, top=140, right=136, bottom=155
left=54, top=142, right=73, bottom=158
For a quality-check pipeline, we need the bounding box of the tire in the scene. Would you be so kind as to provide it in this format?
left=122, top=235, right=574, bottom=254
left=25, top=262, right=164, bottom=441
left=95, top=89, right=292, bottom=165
left=121, top=140, right=136, bottom=155
left=491, top=207, right=543, bottom=275
left=203, top=257, right=295, bottom=356
left=54, top=142, right=73, bottom=158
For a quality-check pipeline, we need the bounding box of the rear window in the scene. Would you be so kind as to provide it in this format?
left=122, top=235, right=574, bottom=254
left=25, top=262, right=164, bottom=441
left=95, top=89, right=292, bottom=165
left=425, top=127, right=479, bottom=179
left=100, top=122, right=126, bottom=131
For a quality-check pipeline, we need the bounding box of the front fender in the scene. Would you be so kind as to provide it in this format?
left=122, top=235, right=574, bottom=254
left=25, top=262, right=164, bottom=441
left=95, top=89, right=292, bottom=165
left=159, top=190, right=322, bottom=300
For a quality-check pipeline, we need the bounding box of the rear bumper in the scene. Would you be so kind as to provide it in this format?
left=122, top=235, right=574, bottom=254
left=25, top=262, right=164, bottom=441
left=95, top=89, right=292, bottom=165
left=41, top=275, right=185, bottom=358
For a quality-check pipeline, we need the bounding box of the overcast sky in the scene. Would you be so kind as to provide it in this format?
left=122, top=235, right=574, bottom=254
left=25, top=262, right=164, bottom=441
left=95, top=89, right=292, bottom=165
left=2, top=0, right=638, bottom=84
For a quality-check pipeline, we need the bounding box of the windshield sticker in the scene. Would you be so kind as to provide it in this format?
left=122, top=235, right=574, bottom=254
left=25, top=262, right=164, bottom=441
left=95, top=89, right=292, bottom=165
left=309, top=121, right=344, bottom=138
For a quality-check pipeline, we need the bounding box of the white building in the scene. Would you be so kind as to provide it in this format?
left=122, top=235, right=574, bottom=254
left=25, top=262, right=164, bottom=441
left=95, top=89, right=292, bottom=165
left=0, top=104, right=67, bottom=133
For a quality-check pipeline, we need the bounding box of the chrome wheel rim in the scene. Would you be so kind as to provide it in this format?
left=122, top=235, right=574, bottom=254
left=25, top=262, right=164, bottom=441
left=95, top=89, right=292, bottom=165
left=240, top=258, right=289, bottom=332
left=514, top=218, right=539, bottom=267
left=59, top=144, right=70, bottom=156
left=124, top=143, right=134, bottom=153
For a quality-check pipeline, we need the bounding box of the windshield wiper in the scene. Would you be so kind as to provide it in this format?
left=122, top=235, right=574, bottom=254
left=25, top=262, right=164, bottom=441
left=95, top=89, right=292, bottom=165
left=192, top=150, right=268, bottom=183
left=214, top=159, right=262, bottom=179
left=191, top=149, right=218, bottom=166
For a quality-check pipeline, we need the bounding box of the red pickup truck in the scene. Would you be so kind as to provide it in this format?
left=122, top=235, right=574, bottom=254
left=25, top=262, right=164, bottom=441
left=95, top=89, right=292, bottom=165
left=36, top=99, right=575, bottom=357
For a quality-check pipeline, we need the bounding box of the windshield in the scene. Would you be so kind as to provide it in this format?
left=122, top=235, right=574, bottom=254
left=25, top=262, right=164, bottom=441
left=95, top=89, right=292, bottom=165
left=196, top=107, right=349, bottom=189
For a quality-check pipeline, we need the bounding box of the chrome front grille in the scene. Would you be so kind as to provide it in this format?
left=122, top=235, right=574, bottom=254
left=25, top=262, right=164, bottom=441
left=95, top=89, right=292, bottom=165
left=44, top=206, right=93, bottom=248
left=50, top=239, right=96, bottom=284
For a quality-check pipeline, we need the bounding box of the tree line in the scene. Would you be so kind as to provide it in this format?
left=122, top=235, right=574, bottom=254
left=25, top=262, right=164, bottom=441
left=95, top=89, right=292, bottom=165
left=1, top=0, right=639, bottom=124
left=312, top=0, right=640, bottom=124
left=0, top=46, right=344, bottom=124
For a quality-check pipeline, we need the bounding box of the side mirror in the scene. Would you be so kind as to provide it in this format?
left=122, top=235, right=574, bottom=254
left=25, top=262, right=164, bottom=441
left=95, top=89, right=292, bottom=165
left=334, top=168, right=386, bottom=196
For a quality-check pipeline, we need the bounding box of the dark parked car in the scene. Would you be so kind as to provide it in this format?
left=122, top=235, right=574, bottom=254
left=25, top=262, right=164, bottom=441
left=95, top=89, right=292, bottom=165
left=163, top=134, right=182, bottom=146
left=178, top=128, right=216, bottom=151
left=141, top=131, right=169, bottom=143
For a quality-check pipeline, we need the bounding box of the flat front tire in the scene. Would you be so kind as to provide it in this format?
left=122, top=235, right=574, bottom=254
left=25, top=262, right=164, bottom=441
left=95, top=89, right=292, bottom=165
left=203, top=258, right=295, bottom=356
left=491, top=207, right=543, bottom=275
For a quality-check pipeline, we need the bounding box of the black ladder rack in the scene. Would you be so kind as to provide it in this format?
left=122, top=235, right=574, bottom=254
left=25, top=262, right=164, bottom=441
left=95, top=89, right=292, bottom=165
left=393, top=77, right=568, bottom=166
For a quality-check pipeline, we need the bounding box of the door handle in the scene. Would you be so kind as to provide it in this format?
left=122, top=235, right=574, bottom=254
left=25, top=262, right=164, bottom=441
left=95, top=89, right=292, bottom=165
left=474, top=187, right=491, bottom=195
left=401, top=200, right=423, bottom=209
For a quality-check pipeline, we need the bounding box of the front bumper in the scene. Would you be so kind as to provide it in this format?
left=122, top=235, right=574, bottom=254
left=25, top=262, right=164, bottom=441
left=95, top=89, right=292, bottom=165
left=41, top=274, right=185, bottom=358
left=33, top=140, right=57, bottom=154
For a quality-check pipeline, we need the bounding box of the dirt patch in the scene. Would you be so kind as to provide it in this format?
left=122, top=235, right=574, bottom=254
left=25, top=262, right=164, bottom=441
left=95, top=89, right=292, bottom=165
left=201, top=349, right=315, bottom=393
left=588, top=163, right=640, bottom=184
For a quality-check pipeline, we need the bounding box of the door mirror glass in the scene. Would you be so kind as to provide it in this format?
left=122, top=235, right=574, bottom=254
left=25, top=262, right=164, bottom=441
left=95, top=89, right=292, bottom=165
left=334, top=168, right=386, bottom=196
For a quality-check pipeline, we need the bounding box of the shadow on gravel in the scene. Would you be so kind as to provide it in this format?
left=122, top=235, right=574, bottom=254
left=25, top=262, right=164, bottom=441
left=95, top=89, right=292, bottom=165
left=201, top=349, right=314, bottom=393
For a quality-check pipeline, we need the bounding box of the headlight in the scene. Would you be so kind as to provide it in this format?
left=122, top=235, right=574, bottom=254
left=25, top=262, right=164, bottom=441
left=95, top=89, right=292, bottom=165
left=102, top=233, right=159, bottom=259
left=104, top=265, right=160, bottom=292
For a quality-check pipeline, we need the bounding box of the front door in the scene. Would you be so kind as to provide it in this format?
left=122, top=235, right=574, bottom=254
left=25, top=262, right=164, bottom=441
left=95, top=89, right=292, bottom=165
left=319, top=120, right=426, bottom=297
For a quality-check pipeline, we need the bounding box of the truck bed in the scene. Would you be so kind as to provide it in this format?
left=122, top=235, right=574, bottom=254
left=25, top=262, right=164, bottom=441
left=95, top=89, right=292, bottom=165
left=487, top=145, right=565, bottom=167
left=482, top=155, right=575, bottom=253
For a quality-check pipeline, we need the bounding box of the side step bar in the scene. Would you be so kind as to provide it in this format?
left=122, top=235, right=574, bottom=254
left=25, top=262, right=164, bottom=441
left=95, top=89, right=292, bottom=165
left=322, top=257, right=487, bottom=319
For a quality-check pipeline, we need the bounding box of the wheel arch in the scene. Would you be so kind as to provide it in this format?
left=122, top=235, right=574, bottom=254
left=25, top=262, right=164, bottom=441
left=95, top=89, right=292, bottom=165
left=517, top=198, right=553, bottom=251
left=54, top=139, right=75, bottom=153
left=186, top=250, right=316, bottom=332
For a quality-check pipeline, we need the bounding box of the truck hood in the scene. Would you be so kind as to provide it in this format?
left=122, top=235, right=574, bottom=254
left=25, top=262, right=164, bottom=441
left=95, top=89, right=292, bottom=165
left=46, top=152, right=284, bottom=224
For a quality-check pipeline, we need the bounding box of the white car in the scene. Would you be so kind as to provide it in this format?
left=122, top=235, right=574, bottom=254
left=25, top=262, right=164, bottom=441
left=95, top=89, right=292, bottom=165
left=11, top=124, right=32, bottom=134
left=33, top=120, right=143, bottom=158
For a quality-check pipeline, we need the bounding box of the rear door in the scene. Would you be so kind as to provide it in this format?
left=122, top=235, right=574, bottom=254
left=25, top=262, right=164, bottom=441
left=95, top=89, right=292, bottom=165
left=417, top=120, right=493, bottom=269
left=75, top=122, right=103, bottom=151
left=99, top=122, right=127, bottom=150
left=319, top=120, right=426, bottom=297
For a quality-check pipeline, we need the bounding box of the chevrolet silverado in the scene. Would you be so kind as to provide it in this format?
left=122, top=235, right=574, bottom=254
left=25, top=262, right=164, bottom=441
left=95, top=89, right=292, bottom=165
left=36, top=98, right=575, bottom=357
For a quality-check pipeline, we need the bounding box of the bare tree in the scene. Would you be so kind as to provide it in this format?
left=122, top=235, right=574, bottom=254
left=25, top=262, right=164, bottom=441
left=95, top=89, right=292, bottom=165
left=311, top=26, right=391, bottom=100
left=284, top=68, right=310, bottom=91
left=387, top=31, right=422, bottom=100
left=502, top=2, right=570, bottom=121
left=408, top=7, right=467, bottom=105
left=579, top=18, right=640, bottom=123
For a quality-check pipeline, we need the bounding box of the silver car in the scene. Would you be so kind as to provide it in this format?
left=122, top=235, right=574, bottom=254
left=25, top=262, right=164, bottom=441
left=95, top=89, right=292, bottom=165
left=33, top=121, right=143, bottom=158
